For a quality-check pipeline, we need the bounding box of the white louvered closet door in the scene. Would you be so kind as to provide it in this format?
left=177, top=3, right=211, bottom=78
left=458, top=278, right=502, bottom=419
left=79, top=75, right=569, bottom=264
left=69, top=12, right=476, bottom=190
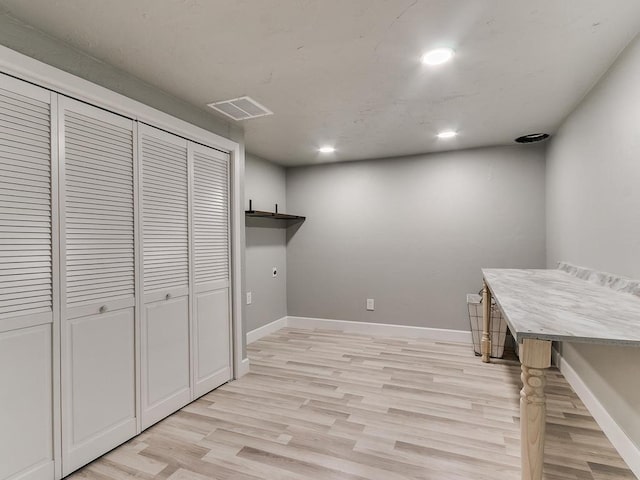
left=138, top=124, right=190, bottom=428
left=190, top=143, right=232, bottom=397
left=59, top=97, right=136, bottom=475
left=0, top=74, right=57, bottom=480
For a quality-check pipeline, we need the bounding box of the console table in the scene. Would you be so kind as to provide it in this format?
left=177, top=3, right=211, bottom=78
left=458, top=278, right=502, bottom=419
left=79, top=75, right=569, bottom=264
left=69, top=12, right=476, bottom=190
left=481, top=268, right=640, bottom=480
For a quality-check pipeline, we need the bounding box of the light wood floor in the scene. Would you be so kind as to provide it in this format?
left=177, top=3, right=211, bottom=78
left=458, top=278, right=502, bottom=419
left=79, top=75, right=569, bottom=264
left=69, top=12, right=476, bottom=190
left=70, top=328, right=636, bottom=480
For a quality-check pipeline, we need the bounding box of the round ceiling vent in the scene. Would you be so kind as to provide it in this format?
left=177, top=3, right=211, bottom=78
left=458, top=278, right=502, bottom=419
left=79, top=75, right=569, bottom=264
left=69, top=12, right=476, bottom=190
left=515, top=133, right=550, bottom=144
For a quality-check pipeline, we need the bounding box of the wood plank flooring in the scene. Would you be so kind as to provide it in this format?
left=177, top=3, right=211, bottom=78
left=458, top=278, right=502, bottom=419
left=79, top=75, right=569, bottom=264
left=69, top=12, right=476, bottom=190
left=69, top=328, right=636, bottom=480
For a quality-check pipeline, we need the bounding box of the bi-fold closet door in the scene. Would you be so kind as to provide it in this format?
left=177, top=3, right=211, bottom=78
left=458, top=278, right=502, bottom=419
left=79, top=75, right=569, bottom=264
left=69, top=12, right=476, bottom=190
left=191, top=143, right=232, bottom=397
left=138, top=125, right=232, bottom=426
left=0, top=72, right=233, bottom=480
left=58, top=97, right=137, bottom=475
left=138, top=125, right=191, bottom=429
left=0, top=74, right=58, bottom=480
left=59, top=115, right=232, bottom=472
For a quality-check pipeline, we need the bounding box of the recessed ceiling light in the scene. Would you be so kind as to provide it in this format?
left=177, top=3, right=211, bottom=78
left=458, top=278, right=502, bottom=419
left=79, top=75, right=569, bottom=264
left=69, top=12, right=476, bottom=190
left=421, top=48, right=455, bottom=66
left=514, top=133, right=550, bottom=144
left=437, top=130, right=458, bottom=139
left=318, top=146, right=336, bottom=153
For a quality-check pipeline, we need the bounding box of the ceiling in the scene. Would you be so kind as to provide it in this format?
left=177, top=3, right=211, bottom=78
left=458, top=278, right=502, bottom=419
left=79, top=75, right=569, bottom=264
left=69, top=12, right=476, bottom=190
left=1, top=1, right=639, bottom=166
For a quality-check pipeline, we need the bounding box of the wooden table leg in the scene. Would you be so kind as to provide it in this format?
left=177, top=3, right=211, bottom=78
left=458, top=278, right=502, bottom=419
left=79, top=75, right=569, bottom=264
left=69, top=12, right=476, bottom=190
left=519, top=338, right=552, bottom=480
left=481, top=281, right=492, bottom=363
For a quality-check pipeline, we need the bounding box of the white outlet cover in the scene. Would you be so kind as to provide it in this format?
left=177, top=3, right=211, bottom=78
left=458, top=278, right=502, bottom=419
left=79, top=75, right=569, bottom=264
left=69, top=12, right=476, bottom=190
left=366, top=298, right=374, bottom=311
left=246, top=292, right=252, bottom=304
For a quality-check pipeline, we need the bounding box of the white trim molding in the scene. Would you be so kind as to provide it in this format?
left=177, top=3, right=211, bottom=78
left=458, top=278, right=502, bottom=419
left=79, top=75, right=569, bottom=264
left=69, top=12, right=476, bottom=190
left=286, top=316, right=472, bottom=343
left=230, top=141, right=244, bottom=381
left=247, top=316, right=471, bottom=345
left=553, top=348, right=640, bottom=478
left=237, top=358, right=251, bottom=378
left=245, top=316, right=472, bottom=344
left=247, top=317, right=288, bottom=344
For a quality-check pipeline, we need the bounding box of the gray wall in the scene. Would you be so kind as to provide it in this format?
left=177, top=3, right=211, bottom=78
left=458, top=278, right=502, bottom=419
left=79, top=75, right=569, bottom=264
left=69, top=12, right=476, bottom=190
left=244, top=154, right=288, bottom=332
left=546, top=33, right=640, bottom=448
left=286, top=145, right=547, bottom=329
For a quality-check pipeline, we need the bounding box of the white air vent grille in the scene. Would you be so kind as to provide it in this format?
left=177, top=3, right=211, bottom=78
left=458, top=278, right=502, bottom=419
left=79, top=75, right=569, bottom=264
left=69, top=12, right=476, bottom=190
left=207, top=96, right=272, bottom=121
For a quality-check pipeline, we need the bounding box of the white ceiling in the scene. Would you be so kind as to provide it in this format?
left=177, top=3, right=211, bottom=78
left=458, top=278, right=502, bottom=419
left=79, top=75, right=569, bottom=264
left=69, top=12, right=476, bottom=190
left=1, top=0, right=640, bottom=166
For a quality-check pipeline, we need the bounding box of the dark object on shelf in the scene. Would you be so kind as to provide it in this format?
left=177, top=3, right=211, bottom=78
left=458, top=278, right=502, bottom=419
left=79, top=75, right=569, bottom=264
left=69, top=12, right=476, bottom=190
left=245, top=200, right=305, bottom=222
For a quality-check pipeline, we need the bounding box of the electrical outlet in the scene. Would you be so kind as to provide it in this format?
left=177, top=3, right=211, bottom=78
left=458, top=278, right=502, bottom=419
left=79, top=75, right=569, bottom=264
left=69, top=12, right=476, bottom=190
left=246, top=291, right=252, bottom=305
left=272, top=267, right=278, bottom=277
left=366, top=298, right=374, bottom=311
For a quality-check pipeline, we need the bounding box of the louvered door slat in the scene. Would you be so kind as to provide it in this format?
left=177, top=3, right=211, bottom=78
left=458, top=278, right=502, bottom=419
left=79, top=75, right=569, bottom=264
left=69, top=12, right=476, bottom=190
left=0, top=101, right=48, bottom=119
left=0, top=154, right=49, bottom=169
left=0, top=163, right=50, bottom=179
left=141, top=147, right=190, bottom=166
left=141, top=163, right=187, bottom=180
left=0, top=102, right=48, bottom=125
left=63, top=139, right=132, bottom=164
left=0, top=85, right=50, bottom=106
left=66, top=112, right=132, bottom=138
left=0, top=238, right=50, bottom=246
left=67, top=263, right=133, bottom=273
left=65, top=122, right=133, bottom=146
left=0, top=110, right=49, bottom=131
left=64, top=106, right=134, bottom=310
left=0, top=144, right=50, bottom=164
left=192, top=149, right=229, bottom=286
left=0, top=124, right=51, bottom=146
left=0, top=84, right=52, bottom=321
left=0, top=272, right=51, bottom=282
left=0, top=201, right=49, bottom=212
left=0, top=183, right=50, bottom=197
left=141, top=127, right=189, bottom=294
left=0, top=303, right=51, bottom=317
left=0, top=135, right=50, bottom=156
left=66, top=164, right=133, bottom=183
left=67, top=175, right=132, bottom=192
left=143, top=261, right=187, bottom=270
left=0, top=282, right=51, bottom=295
left=65, top=116, right=133, bottom=143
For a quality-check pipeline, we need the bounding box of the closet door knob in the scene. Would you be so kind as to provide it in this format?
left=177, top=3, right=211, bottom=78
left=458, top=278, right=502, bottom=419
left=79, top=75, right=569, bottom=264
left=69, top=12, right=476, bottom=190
left=99, top=305, right=107, bottom=314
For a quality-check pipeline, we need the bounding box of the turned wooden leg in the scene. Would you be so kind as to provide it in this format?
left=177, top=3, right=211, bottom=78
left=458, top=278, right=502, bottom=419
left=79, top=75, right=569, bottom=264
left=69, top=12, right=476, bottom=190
left=519, top=338, right=552, bottom=480
left=481, top=281, right=492, bottom=363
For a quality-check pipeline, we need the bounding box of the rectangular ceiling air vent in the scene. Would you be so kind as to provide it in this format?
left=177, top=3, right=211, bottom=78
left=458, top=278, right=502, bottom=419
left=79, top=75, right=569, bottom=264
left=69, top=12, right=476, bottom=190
left=207, top=96, right=273, bottom=121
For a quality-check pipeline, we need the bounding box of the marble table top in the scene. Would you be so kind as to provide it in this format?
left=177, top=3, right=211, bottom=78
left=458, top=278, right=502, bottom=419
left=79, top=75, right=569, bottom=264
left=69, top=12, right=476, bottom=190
left=482, top=268, right=640, bottom=345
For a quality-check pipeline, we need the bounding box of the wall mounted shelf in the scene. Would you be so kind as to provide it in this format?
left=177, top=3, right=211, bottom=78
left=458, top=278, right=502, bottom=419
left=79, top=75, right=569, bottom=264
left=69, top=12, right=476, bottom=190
left=245, top=200, right=305, bottom=223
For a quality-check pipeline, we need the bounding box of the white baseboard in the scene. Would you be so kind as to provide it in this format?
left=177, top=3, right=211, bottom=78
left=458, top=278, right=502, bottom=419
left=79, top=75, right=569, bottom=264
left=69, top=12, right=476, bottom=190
left=236, top=358, right=250, bottom=378
left=246, top=316, right=288, bottom=344
left=246, top=315, right=472, bottom=344
left=286, top=316, right=472, bottom=343
left=554, top=348, right=640, bottom=477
